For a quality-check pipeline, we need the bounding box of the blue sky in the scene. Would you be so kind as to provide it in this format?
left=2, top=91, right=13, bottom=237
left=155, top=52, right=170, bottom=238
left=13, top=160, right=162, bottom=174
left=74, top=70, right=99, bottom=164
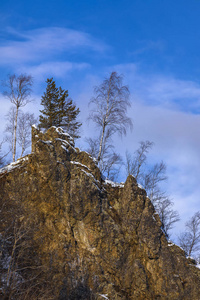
left=0, top=0, right=200, bottom=239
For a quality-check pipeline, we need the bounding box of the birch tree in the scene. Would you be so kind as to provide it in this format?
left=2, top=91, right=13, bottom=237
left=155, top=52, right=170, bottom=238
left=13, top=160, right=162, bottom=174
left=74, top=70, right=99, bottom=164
left=0, top=142, right=4, bottom=167
left=126, top=141, right=154, bottom=182
left=126, top=141, right=180, bottom=237
left=5, top=108, right=36, bottom=159
left=88, top=72, right=133, bottom=164
left=178, top=212, right=200, bottom=258
left=3, top=74, right=33, bottom=162
left=17, top=112, right=37, bottom=157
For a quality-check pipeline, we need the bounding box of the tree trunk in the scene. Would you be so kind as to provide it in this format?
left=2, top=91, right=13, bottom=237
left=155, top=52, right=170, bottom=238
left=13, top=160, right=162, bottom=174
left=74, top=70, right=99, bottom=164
left=13, top=107, right=18, bottom=162
left=97, top=92, right=110, bottom=163
left=20, top=137, right=25, bottom=157
left=97, top=124, right=105, bottom=162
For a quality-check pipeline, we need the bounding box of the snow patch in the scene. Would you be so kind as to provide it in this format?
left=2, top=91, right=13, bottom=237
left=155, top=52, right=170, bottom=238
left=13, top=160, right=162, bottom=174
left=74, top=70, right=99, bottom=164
left=80, top=169, right=97, bottom=181
left=70, top=161, right=100, bottom=188
left=168, top=241, right=175, bottom=247
left=41, top=140, right=52, bottom=145
left=137, top=183, right=144, bottom=189
left=83, top=151, right=98, bottom=164
left=70, top=161, right=90, bottom=171
left=104, top=179, right=124, bottom=188
left=55, top=138, right=76, bottom=152
left=99, top=294, right=109, bottom=300
left=61, top=145, right=69, bottom=152
left=0, top=156, right=29, bottom=175
left=55, top=127, right=74, bottom=143
left=32, top=124, right=38, bottom=129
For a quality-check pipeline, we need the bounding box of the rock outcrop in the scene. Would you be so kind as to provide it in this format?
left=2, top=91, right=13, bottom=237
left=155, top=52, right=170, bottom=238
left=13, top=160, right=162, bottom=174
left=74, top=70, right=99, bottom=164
left=0, top=126, right=200, bottom=299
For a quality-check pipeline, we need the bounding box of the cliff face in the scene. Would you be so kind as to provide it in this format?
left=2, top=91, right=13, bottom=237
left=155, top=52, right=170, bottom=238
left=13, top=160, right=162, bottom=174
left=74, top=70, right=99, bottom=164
left=0, top=126, right=200, bottom=299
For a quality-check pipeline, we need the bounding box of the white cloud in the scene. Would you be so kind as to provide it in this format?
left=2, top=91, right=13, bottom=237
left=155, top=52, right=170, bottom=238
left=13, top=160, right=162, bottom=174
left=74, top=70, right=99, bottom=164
left=112, top=63, right=200, bottom=112
left=20, top=61, right=90, bottom=81
left=0, top=27, right=109, bottom=65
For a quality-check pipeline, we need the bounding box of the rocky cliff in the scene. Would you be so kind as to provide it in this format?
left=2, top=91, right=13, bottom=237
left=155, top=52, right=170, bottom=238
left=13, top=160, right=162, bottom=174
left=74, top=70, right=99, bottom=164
left=0, top=126, right=200, bottom=299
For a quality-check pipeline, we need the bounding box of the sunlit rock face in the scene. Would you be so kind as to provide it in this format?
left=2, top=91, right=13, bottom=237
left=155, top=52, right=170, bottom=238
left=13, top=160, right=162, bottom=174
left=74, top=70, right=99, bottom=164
left=0, top=126, right=200, bottom=299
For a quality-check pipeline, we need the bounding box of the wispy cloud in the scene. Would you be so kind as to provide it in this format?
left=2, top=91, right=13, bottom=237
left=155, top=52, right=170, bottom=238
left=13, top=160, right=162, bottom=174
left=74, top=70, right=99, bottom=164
left=0, top=27, right=109, bottom=65
left=111, top=63, right=200, bottom=113
left=145, top=77, right=200, bottom=111
left=130, top=40, right=165, bottom=56
left=20, top=61, right=90, bottom=80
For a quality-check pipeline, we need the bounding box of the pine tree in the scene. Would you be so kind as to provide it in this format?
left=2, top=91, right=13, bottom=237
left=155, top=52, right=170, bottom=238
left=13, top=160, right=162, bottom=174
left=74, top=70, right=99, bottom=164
left=39, top=78, right=59, bottom=129
left=39, top=78, right=82, bottom=138
left=60, top=98, right=81, bottom=139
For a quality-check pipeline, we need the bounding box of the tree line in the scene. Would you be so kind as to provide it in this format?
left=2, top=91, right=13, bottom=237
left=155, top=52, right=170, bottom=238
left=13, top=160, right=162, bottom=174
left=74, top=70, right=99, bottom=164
left=0, top=72, right=200, bottom=260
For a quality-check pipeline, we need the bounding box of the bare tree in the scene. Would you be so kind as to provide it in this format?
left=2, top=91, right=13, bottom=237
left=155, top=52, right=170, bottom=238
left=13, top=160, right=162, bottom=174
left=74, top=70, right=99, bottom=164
left=5, top=108, right=36, bottom=159
left=126, top=141, right=154, bottom=181
left=178, top=212, right=200, bottom=258
left=3, top=74, right=33, bottom=162
left=17, top=112, right=37, bottom=157
left=0, top=141, right=4, bottom=167
left=125, top=141, right=180, bottom=237
left=100, top=152, right=122, bottom=181
left=85, top=137, right=99, bottom=159
left=143, top=161, right=167, bottom=200
left=5, top=107, right=16, bottom=157
left=152, top=191, right=180, bottom=235
left=86, top=133, right=122, bottom=180
left=88, top=72, right=133, bottom=164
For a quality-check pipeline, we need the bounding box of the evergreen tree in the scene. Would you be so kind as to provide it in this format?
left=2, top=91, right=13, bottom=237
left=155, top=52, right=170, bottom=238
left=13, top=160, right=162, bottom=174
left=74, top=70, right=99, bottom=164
left=39, top=78, right=82, bottom=138
left=60, top=98, right=81, bottom=139
left=39, top=78, right=59, bottom=129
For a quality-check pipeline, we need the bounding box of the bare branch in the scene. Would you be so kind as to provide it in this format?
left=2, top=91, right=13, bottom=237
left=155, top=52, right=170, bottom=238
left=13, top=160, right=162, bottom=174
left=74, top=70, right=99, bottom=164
left=126, top=141, right=154, bottom=180
left=88, top=72, right=133, bottom=164
left=178, top=212, right=200, bottom=257
left=3, top=74, right=33, bottom=162
left=3, top=74, right=33, bottom=108
left=125, top=141, right=179, bottom=237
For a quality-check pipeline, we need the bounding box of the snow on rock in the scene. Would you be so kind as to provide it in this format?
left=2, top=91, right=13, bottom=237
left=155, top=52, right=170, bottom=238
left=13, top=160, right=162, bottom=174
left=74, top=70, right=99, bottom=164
left=99, top=294, right=109, bottom=300
left=83, top=151, right=98, bottom=165
left=104, top=179, right=124, bottom=188
left=79, top=168, right=100, bottom=184
left=61, top=145, right=69, bottom=152
left=138, top=183, right=144, bottom=189
left=41, top=140, right=53, bottom=145
left=0, top=156, right=29, bottom=176
left=70, top=161, right=101, bottom=190
left=70, top=161, right=90, bottom=171
left=55, top=127, right=74, bottom=144
left=168, top=242, right=175, bottom=247
left=55, top=138, right=76, bottom=152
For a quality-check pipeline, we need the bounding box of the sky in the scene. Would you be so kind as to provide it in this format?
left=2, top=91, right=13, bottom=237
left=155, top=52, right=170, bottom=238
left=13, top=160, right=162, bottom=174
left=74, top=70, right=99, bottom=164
left=0, top=0, right=200, bottom=240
